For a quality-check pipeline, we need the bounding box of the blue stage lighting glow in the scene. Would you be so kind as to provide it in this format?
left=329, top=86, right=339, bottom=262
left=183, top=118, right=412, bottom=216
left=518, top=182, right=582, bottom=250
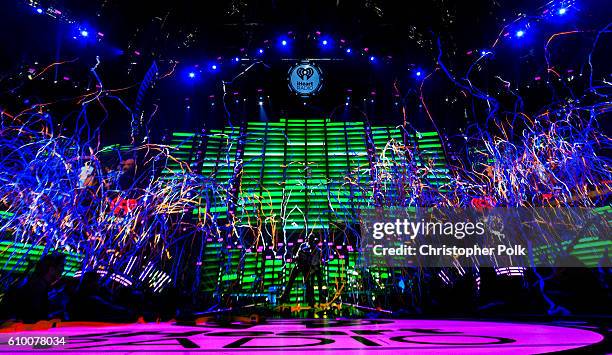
left=281, top=40, right=287, bottom=46
left=515, top=30, right=525, bottom=38
left=416, top=71, right=422, bottom=76
left=234, top=57, right=240, bottom=62
left=322, top=40, right=328, bottom=45
left=211, top=65, right=217, bottom=70
left=558, top=8, right=567, bottom=15
left=80, top=30, right=89, bottom=37
left=346, top=48, right=352, bottom=53
left=369, top=56, right=375, bottom=62
left=36, top=8, right=43, bottom=14
left=258, top=48, right=264, bottom=54
left=188, top=72, right=196, bottom=79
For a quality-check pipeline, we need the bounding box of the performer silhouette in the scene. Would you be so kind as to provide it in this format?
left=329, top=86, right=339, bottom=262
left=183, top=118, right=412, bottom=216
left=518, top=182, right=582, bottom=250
left=280, top=237, right=324, bottom=307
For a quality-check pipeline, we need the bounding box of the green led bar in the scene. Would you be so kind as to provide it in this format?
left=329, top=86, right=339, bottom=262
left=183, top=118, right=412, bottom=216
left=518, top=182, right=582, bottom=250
left=0, top=242, right=82, bottom=277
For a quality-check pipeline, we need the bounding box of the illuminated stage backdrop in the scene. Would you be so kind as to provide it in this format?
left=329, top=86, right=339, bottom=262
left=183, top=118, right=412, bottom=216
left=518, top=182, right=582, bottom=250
left=162, top=118, right=449, bottom=304
left=0, top=116, right=608, bottom=307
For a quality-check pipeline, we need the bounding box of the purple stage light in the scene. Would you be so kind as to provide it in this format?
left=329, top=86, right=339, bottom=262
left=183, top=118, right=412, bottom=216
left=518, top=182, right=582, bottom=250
left=0, top=320, right=602, bottom=353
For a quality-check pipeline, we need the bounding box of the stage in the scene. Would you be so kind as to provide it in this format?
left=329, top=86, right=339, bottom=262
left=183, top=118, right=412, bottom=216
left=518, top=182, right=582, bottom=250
left=0, top=319, right=607, bottom=353
left=0, top=1, right=610, bottom=354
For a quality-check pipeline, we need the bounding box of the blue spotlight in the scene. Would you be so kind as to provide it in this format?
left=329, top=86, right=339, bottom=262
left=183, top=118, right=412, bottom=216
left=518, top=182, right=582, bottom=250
left=515, top=30, right=525, bottom=38
left=36, top=8, right=43, bottom=14
left=558, top=8, right=567, bottom=15
left=369, top=56, right=375, bottom=62
left=80, top=30, right=89, bottom=37
left=416, top=71, right=422, bottom=77
left=258, top=48, right=264, bottom=54
left=188, top=72, right=196, bottom=79
left=281, top=40, right=287, bottom=46
left=322, top=40, right=328, bottom=46
left=234, top=57, right=240, bottom=62
left=346, top=48, right=352, bottom=54
left=211, top=64, right=218, bottom=70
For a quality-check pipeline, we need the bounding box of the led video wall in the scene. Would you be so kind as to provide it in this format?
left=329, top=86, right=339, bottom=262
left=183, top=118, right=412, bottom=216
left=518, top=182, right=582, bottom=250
left=164, top=118, right=450, bottom=303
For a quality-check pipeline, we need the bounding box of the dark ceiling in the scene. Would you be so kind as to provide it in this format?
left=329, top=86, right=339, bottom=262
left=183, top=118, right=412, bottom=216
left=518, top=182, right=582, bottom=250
left=0, top=0, right=610, bottom=143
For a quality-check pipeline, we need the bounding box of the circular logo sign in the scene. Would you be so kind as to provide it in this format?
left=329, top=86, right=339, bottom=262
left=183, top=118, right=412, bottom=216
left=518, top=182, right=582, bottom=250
left=288, top=62, right=323, bottom=96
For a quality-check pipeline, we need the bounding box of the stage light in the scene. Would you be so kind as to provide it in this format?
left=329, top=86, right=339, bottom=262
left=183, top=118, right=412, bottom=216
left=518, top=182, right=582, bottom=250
left=258, top=48, right=264, bottom=54
left=346, top=48, right=352, bottom=54
left=188, top=72, right=196, bottom=79
left=369, top=56, right=375, bottom=62
left=558, top=8, right=567, bottom=15
left=211, top=64, right=217, bottom=70
left=515, top=30, right=525, bottom=38
left=234, top=57, right=240, bottom=62
left=258, top=101, right=264, bottom=106
left=322, top=40, right=328, bottom=46
left=416, top=71, right=422, bottom=76
left=281, top=40, right=287, bottom=46
left=36, top=8, right=43, bottom=14
left=80, top=30, right=89, bottom=37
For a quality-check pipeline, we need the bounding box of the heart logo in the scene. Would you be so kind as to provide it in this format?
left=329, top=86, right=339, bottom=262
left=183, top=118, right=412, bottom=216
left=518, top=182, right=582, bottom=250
left=296, top=66, right=314, bottom=80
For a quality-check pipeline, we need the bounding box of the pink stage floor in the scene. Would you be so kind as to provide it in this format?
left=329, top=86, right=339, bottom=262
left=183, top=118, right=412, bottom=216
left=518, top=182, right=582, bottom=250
left=0, top=319, right=606, bottom=354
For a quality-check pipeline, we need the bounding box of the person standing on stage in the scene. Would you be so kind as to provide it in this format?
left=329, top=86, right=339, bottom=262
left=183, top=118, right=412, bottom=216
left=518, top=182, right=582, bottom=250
left=279, top=236, right=324, bottom=307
